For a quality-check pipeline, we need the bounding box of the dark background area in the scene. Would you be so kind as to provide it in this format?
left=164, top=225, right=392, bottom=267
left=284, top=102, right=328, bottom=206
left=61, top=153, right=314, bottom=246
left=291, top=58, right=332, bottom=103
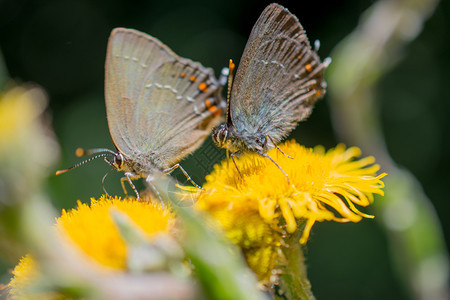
left=0, top=0, right=448, bottom=299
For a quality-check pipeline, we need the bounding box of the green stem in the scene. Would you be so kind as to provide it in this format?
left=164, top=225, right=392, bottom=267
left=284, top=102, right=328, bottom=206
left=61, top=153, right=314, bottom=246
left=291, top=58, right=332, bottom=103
left=277, top=232, right=315, bottom=300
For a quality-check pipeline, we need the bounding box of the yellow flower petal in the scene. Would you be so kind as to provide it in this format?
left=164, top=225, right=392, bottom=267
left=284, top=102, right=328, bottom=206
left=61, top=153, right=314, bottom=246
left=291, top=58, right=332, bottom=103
left=196, top=140, right=386, bottom=281
left=56, top=195, right=174, bottom=269
left=7, top=255, right=66, bottom=300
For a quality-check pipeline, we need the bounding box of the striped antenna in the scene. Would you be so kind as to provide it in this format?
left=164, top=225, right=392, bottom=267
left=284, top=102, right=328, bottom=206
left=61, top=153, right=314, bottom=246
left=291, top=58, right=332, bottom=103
left=56, top=148, right=115, bottom=175
left=75, top=147, right=116, bottom=157
left=225, top=59, right=235, bottom=123
left=227, top=59, right=235, bottom=102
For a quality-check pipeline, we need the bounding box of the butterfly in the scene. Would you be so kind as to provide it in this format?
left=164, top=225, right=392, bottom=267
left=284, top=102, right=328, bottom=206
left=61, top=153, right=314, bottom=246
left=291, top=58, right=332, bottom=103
left=57, top=28, right=227, bottom=200
left=212, top=3, right=330, bottom=180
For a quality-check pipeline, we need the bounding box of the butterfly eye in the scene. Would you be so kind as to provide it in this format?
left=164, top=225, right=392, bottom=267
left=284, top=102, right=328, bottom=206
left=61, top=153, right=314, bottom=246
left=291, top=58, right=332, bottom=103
left=218, top=128, right=228, bottom=145
left=113, top=153, right=124, bottom=169
left=212, top=132, right=219, bottom=145
left=212, top=125, right=229, bottom=147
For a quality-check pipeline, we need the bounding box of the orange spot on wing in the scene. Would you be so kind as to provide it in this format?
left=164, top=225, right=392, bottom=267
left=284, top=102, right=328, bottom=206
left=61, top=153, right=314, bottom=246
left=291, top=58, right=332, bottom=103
left=199, top=82, right=208, bottom=92
left=305, top=63, right=312, bottom=72
left=208, top=105, right=221, bottom=117
left=205, top=98, right=220, bottom=116
left=180, top=72, right=186, bottom=77
left=190, top=76, right=197, bottom=82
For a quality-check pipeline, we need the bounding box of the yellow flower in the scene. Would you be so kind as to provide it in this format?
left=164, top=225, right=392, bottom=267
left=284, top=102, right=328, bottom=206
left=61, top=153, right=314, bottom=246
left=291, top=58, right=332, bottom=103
left=8, top=196, right=175, bottom=299
left=196, top=140, right=386, bottom=281
left=56, top=196, right=174, bottom=269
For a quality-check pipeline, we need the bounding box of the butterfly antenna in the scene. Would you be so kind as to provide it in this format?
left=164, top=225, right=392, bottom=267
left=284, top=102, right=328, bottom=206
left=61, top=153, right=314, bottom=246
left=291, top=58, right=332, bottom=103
left=56, top=148, right=115, bottom=175
left=224, top=59, right=235, bottom=123
left=75, top=147, right=116, bottom=157
left=227, top=59, right=235, bottom=102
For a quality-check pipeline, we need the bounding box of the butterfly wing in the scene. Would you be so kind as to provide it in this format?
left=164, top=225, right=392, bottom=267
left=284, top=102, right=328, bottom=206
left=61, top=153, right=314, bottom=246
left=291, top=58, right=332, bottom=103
left=105, top=28, right=224, bottom=170
left=229, top=4, right=329, bottom=143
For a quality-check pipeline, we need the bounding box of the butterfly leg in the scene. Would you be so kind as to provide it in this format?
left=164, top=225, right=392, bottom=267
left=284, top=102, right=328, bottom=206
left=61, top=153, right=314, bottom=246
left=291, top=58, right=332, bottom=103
left=101, top=168, right=113, bottom=198
left=230, top=151, right=245, bottom=181
left=164, top=164, right=203, bottom=190
left=120, top=177, right=130, bottom=198
left=102, top=157, right=118, bottom=198
left=259, top=152, right=291, bottom=184
left=267, top=135, right=293, bottom=159
left=121, top=172, right=140, bottom=200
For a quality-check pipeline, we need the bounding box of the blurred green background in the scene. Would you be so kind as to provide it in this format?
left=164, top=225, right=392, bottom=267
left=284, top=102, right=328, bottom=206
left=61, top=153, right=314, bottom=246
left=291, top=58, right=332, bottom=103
left=0, top=0, right=448, bottom=299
